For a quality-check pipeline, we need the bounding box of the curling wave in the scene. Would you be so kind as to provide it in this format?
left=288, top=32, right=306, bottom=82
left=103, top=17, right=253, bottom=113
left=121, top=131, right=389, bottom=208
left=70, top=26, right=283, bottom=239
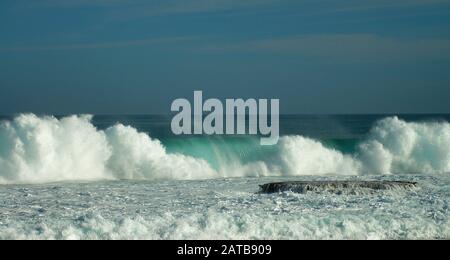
left=0, top=114, right=449, bottom=184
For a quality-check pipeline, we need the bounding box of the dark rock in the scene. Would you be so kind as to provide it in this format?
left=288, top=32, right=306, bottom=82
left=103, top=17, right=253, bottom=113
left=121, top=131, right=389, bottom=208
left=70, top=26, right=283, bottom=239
left=259, top=181, right=418, bottom=194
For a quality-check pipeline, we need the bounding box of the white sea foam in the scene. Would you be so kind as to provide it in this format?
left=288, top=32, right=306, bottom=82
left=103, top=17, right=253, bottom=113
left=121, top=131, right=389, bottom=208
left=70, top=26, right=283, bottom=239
left=0, top=114, right=449, bottom=184
left=0, top=114, right=216, bottom=184
left=0, top=114, right=110, bottom=183
left=358, top=117, right=450, bottom=174
left=0, top=175, right=448, bottom=240
left=277, top=136, right=361, bottom=176
left=1, top=208, right=448, bottom=240
left=105, top=124, right=216, bottom=180
left=278, top=117, right=450, bottom=175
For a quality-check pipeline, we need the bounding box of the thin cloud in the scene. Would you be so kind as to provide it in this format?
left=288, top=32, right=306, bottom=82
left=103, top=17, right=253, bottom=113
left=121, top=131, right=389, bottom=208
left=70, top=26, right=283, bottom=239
left=317, top=0, right=450, bottom=15
left=22, top=0, right=450, bottom=22
left=205, top=34, right=450, bottom=62
left=36, top=0, right=450, bottom=12
left=33, top=0, right=278, bottom=10
left=104, top=0, right=281, bottom=20
left=0, top=36, right=198, bottom=52
left=32, top=0, right=141, bottom=7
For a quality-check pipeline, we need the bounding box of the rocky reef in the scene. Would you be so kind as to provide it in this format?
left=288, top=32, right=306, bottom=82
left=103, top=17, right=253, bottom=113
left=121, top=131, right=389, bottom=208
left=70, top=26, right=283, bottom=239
left=259, top=181, right=418, bottom=194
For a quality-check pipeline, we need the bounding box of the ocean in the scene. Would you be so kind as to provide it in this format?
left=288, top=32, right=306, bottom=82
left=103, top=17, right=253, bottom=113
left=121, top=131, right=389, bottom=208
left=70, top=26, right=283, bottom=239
left=0, top=114, right=449, bottom=239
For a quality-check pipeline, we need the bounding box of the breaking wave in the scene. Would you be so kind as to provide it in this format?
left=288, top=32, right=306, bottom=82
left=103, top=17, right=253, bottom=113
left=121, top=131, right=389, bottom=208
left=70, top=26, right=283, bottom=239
left=279, top=116, right=450, bottom=176
left=0, top=114, right=449, bottom=184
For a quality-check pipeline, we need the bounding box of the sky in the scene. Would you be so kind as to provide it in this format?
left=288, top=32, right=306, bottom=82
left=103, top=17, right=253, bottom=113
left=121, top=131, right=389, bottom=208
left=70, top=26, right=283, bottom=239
left=1, top=0, right=450, bottom=115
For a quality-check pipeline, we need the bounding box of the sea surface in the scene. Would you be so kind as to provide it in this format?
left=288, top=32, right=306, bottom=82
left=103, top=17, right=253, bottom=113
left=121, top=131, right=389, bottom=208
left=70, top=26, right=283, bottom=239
left=0, top=114, right=449, bottom=239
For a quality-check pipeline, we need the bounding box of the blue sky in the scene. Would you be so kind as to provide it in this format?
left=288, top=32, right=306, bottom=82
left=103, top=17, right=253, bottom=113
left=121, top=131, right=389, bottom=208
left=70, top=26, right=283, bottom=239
left=1, top=0, right=450, bottom=114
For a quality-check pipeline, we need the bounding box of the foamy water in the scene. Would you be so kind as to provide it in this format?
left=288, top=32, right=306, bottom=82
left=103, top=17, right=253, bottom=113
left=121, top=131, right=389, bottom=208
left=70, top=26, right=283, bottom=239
left=0, top=175, right=448, bottom=240
left=0, top=114, right=449, bottom=239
